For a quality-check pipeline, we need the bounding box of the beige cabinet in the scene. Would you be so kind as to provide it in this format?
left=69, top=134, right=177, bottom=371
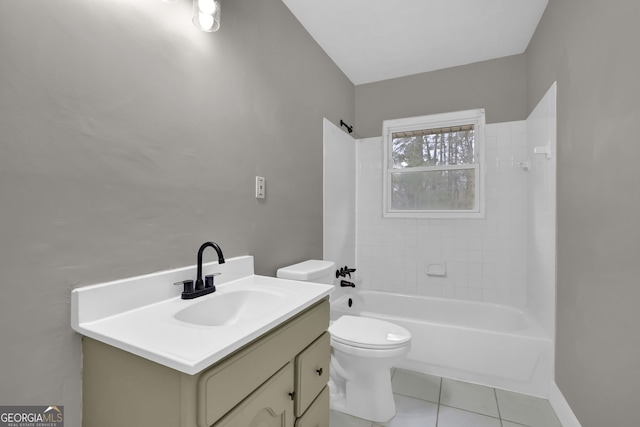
left=214, top=363, right=295, bottom=427
left=82, top=299, right=330, bottom=427
left=296, top=387, right=329, bottom=427
left=295, top=332, right=330, bottom=417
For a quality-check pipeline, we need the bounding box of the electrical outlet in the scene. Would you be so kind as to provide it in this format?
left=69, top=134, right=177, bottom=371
left=255, top=176, right=265, bottom=199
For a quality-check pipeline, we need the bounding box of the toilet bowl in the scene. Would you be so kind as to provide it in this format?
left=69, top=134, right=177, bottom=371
left=276, top=260, right=412, bottom=423
left=329, top=315, right=411, bottom=422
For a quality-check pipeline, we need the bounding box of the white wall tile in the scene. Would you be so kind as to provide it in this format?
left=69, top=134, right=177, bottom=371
left=526, top=83, right=557, bottom=338
left=352, top=122, right=532, bottom=307
left=323, top=119, right=356, bottom=268
left=321, top=112, right=555, bottom=342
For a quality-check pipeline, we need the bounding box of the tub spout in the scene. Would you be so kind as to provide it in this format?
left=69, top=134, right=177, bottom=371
left=340, top=280, right=356, bottom=288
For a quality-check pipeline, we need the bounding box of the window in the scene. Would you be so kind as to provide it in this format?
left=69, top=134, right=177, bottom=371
left=382, top=109, right=485, bottom=218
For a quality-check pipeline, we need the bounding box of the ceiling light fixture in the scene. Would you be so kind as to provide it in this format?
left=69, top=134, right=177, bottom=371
left=193, top=0, right=221, bottom=32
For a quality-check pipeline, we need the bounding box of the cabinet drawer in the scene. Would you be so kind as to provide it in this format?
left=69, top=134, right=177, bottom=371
left=295, top=332, right=330, bottom=416
left=295, top=386, right=329, bottom=427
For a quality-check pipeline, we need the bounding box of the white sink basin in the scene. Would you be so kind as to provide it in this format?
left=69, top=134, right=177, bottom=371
left=174, top=288, right=287, bottom=326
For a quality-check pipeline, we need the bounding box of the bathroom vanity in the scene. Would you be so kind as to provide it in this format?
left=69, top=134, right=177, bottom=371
left=72, top=256, right=332, bottom=427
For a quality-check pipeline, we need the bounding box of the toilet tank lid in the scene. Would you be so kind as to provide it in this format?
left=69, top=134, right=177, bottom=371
left=276, top=260, right=335, bottom=281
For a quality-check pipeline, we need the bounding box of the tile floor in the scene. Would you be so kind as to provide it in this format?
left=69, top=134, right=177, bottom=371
left=330, top=369, right=563, bottom=427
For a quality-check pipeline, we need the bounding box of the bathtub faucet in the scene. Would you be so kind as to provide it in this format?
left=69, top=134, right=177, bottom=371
left=340, top=280, right=356, bottom=288
left=336, top=266, right=357, bottom=279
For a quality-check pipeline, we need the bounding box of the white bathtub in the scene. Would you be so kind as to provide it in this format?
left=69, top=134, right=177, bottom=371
left=330, top=290, right=553, bottom=397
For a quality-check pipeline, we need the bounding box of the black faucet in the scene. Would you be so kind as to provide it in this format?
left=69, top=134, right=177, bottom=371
left=196, top=241, right=225, bottom=290
left=336, top=266, right=356, bottom=279
left=340, top=280, right=356, bottom=288
left=176, top=241, right=225, bottom=299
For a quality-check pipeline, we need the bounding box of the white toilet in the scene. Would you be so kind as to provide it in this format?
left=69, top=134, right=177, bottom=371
left=276, top=260, right=412, bottom=423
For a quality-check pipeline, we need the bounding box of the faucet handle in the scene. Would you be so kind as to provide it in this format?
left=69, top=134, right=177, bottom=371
left=174, top=280, right=194, bottom=294
left=204, top=273, right=221, bottom=289
left=336, top=266, right=357, bottom=278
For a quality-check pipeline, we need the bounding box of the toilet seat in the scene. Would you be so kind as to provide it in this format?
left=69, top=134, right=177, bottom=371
left=329, top=315, right=411, bottom=350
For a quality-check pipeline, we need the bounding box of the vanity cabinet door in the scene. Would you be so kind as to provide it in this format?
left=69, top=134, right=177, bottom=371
left=213, top=362, right=295, bottom=427
left=295, top=332, right=330, bottom=416
left=198, top=299, right=329, bottom=426
left=295, top=386, right=329, bottom=427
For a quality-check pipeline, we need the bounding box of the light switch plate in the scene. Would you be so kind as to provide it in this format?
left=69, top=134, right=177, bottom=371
left=255, top=176, right=265, bottom=199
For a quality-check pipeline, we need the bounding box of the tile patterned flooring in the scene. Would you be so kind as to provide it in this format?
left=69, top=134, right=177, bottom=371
left=330, top=369, right=563, bottom=427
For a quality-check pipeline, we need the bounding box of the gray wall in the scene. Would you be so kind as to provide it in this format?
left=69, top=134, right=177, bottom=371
left=0, top=0, right=353, bottom=425
left=527, top=1, right=640, bottom=425
left=354, top=54, right=528, bottom=137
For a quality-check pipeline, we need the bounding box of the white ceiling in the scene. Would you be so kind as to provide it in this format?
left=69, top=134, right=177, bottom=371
left=281, top=0, right=548, bottom=85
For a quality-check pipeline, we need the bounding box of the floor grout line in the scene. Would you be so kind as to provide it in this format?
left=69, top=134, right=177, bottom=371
left=331, top=370, right=557, bottom=427
left=435, top=377, right=443, bottom=427
left=494, top=387, right=504, bottom=426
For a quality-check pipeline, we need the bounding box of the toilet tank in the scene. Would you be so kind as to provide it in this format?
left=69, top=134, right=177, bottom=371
left=276, top=260, right=336, bottom=285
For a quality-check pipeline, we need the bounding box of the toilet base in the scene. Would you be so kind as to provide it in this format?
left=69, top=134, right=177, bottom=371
left=328, top=359, right=397, bottom=423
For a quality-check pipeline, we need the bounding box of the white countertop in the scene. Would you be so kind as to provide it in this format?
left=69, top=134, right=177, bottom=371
left=71, top=256, right=333, bottom=375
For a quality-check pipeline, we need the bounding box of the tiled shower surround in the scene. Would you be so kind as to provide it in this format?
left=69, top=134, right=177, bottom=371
left=356, top=120, right=530, bottom=307
left=324, top=83, right=556, bottom=336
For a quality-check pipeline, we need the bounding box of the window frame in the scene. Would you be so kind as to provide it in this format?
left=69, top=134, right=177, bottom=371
left=382, top=109, right=486, bottom=219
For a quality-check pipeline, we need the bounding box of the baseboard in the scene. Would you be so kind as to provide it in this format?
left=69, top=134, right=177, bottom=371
left=549, top=381, right=582, bottom=427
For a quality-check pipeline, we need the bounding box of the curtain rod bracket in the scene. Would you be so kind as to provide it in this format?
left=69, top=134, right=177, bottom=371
left=340, top=120, right=353, bottom=134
